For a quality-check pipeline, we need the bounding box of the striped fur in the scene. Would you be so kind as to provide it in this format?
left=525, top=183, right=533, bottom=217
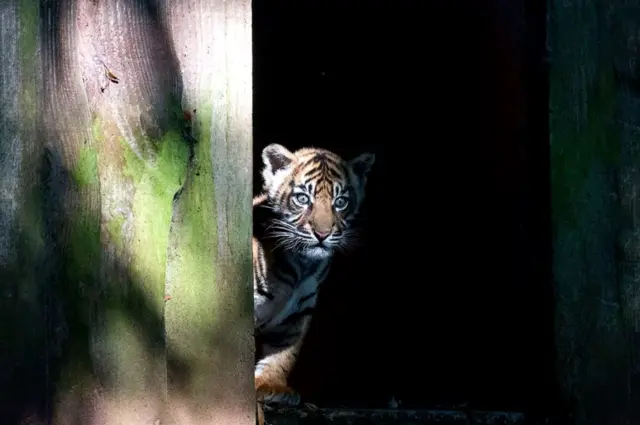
left=253, top=144, right=374, bottom=423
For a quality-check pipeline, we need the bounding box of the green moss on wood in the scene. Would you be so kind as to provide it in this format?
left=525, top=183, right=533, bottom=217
left=169, top=102, right=216, bottom=320
left=163, top=101, right=219, bottom=399
left=82, top=109, right=189, bottom=400
left=18, top=0, right=37, bottom=54
left=18, top=0, right=38, bottom=114
left=107, top=214, right=126, bottom=252
left=17, top=0, right=42, bottom=257
left=120, top=125, right=189, bottom=315
left=72, top=146, right=99, bottom=186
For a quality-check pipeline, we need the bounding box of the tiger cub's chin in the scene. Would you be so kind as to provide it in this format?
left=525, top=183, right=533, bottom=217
left=303, top=245, right=333, bottom=260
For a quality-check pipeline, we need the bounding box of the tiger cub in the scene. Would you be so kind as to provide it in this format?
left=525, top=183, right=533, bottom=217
left=253, top=143, right=375, bottom=422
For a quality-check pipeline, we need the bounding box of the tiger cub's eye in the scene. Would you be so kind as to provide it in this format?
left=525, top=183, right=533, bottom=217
left=333, top=196, right=349, bottom=211
left=294, top=193, right=310, bottom=205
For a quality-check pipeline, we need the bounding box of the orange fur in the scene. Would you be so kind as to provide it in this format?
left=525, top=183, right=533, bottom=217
left=253, top=192, right=268, bottom=207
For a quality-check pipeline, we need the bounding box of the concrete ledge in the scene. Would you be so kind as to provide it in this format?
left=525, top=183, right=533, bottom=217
left=265, top=406, right=527, bottom=425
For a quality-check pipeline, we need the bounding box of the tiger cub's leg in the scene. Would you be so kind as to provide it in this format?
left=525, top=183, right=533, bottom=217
left=256, top=400, right=265, bottom=425
left=256, top=341, right=302, bottom=406
left=255, top=317, right=310, bottom=407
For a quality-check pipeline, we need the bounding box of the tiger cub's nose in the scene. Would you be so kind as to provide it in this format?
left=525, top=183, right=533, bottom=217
left=313, top=230, right=330, bottom=242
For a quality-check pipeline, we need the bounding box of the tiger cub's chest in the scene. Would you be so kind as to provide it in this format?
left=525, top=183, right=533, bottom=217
left=255, top=260, right=330, bottom=332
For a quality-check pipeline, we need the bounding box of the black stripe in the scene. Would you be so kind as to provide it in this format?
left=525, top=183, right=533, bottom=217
left=325, top=167, right=342, bottom=180
left=304, top=164, right=322, bottom=176
left=280, top=306, right=315, bottom=326
left=317, top=264, right=331, bottom=283
left=261, top=329, right=304, bottom=347
left=315, top=153, right=340, bottom=169
left=303, top=172, right=322, bottom=185
left=264, top=339, right=296, bottom=349
left=273, top=268, right=295, bottom=286
left=274, top=258, right=298, bottom=286
left=256, top=285, right=274, bottom=300
left=299, top=291, right=317, bottom=304
left=287, top=195, right=296, bottom=211
left=280, top=256, right=298, bottom=277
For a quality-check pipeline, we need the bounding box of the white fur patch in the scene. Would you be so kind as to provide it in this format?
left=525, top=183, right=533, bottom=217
left=304, top=246, right=332, bottom=259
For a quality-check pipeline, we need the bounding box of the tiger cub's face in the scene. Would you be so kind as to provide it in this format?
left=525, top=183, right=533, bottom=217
left=261, top=143, right=375, bottom=260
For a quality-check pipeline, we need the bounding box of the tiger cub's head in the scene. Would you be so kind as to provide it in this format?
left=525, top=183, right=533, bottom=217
left=260, top=143, right=375, bottom=260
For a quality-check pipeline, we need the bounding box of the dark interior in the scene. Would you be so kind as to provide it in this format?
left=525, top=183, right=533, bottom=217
left=253, top=0, right=556, bottom=418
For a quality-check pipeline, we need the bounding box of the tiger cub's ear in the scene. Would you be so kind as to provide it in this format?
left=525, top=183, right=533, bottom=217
left=262, top=143, right=296, bottom=175
left=349, top=152, right=375, bottom=183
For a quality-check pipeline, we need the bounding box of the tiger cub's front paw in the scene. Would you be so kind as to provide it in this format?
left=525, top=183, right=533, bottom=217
left=257, top=383, right=302, bottom=407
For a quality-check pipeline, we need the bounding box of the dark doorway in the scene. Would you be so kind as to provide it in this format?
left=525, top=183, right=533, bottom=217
left=253, top=0, right=555, bottom=418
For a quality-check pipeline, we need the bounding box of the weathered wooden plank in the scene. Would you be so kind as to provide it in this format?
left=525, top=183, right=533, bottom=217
left=0, top=0, right=253, bottom=423
left=46, top=0, right=181, bottom=422
left=162, top=0, right=254, bottom=423
left=0, top=0, right=47, bottom=423
left=609, top=0, right=640, bottom=419
left=549, top=0, right=639, bottom=423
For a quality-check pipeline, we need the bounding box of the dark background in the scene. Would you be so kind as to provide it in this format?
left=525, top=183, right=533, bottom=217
left=253, top=0, right=556, bottom=418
